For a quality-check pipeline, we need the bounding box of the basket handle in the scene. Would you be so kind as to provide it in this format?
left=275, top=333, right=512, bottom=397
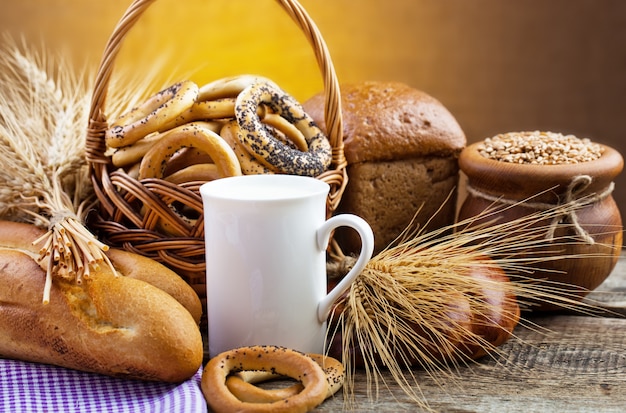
left=86, top=0, right=347, bottom=210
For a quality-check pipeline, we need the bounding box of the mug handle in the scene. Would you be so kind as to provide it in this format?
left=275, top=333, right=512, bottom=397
left=316, top=214, right=374, bottom=322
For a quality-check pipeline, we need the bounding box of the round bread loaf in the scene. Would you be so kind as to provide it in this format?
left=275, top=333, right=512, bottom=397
left=304, top=81, right=466, bottom=254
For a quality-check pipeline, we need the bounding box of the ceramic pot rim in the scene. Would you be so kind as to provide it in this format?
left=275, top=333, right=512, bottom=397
left=459, top=142, right=623, bottom=198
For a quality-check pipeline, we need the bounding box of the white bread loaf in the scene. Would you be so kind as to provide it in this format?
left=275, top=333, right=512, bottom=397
left=106, top=248, right=203, bottom=325
left=0, top=220, right=203, bottom=382
left=304, top=81, right=466, bottom=254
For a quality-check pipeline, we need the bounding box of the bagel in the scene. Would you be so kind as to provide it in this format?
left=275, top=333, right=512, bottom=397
left=198, top=74, right=280, bottom=101
left=235, top=81, right=332, bottom=177
left=225, top=353, right=344, bottom=403
left=138, top=121, right=241, bottom=180
left=220, top=120, right=275, bottom=175
left=105, top=80, right=199, bottom=148
left=159, top=99, right=236, bottom=130
left=201, top=345, right=328, bottom=413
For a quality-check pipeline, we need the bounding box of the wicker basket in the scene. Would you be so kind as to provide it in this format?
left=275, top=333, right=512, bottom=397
left=85, top=0, right=347, bottom=301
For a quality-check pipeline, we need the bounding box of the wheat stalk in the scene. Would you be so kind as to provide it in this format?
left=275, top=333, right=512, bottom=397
left=332, top=194, right=619, bottom=410
left=0, top=38, right=116, bottom=302
left=0, top=28, right=215, bottom=304
left=0, top=38, right=171, bottom=303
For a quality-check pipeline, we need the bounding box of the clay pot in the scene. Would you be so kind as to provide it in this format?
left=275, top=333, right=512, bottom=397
left=458, top=141, right=623, bottom=311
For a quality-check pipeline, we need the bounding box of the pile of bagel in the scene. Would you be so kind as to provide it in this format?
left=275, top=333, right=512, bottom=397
left=104, top=75, right=334, bottom=240
left=105, top=75, right=332, bottom=185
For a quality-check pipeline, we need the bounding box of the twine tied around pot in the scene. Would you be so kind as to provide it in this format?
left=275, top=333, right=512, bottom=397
left=465, top=174, right=615, bottom=244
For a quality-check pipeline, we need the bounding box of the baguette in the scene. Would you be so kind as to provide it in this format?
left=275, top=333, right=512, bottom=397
left=0, top=220, right=203, bottom=382
left=105, top=248, right=203, bottom=324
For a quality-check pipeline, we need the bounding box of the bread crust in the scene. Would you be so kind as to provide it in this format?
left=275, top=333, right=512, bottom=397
left=304, top=81, right=466, bottom=254
left=0, top=220, right=202, bottom=324
left=337, top=157, right=460, bottom=253
left=0, top=220, right=203, bottom=382
left=303, top=81, right=466, bottom=164
left=106, top=248, right=203, bottom=324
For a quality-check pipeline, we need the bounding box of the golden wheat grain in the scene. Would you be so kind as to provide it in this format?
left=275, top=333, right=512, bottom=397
left=0, top=38, right=174, bottom=302
left=332, top=194, right=618, bottom=410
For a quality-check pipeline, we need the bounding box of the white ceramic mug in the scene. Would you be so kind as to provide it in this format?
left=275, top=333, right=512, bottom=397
left=200, top=174, right=374, bottom=357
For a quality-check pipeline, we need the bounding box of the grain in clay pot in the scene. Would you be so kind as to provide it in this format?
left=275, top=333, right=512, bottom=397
left=458, top=131, right=623, bottom=311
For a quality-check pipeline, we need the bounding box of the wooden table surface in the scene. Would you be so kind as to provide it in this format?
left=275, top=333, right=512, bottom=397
left=310, top=256, right=626, bottom=412
left=202, top=255, right=626, bottom=412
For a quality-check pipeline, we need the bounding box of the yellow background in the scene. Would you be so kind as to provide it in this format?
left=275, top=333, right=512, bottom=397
left=1, top=0, right=626, bottom=213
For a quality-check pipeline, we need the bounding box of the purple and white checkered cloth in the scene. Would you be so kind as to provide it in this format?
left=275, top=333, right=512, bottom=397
left=0, top=358, right=208, bottom=413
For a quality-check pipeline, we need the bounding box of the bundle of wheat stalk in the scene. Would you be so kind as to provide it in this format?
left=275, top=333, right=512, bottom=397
left=0, top=39, right=105, bottom=302
left=328, top=195, right=616, bottom=410
left=0, top=39, right=164, bottom=303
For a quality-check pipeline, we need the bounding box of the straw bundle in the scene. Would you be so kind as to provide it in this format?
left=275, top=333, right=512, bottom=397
left=0, top=39, right=165, bottom=303
left=329, top=195, right=615, bottom=409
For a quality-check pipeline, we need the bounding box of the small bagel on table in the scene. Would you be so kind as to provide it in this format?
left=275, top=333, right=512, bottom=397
left=202, top=345, right=335, bottom=413
left=225, top=353, right=345, bottom=403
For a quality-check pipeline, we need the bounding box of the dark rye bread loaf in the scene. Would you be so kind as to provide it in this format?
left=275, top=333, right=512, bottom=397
left=304, top=81, right=466, bottom=254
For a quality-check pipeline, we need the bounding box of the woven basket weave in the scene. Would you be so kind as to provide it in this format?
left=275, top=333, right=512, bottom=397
left=85, top=0, right=347, bottom=300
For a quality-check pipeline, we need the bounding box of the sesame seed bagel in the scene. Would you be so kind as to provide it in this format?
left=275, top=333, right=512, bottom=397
left=225, top=353, right=344, bottom=403
left=202, top=345, right=329, bottom=413
left=235, top=82, right=332, bottom=177
left=105, top=80, right=199, bottom=148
